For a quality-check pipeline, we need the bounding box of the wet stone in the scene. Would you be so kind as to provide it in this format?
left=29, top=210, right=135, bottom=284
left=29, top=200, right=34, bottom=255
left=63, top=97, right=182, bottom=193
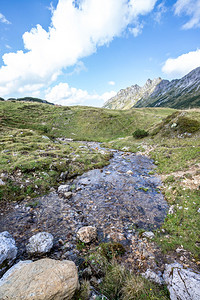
left=26, top=232, right=54, bottom=254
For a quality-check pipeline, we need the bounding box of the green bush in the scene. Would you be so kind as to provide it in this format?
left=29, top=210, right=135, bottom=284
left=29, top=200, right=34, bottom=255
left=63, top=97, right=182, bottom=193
left=177, top=117, right=200, bottom=133
left=133, top=128, right=149, bottom=139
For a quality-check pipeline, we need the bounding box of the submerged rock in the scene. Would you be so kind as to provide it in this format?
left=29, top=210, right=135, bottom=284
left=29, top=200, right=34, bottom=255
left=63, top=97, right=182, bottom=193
left=163, top=263, right=200, bottom=300
left=0, top=258, right=79, bottom=299
left=77, top=226, right=97, bottom=243
left=0, top=231, right=17, bottom=276
left=63, top=192, right=73, bottom=199
left=26, top=232, right=53, bottom=254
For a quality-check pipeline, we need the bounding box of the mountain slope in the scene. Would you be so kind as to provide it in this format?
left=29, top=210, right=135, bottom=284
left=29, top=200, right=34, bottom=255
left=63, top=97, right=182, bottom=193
left=104, top=67, right=200, bottom=110
left=104, top=77, right=162, bottom=109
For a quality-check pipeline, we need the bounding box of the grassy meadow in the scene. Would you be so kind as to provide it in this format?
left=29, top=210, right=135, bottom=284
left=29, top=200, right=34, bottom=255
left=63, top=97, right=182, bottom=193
left=0, top=100, right=200, bottom=299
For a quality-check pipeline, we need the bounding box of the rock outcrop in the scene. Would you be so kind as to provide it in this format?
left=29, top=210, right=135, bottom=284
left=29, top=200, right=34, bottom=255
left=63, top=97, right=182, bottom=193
left=0, top=258, right=79, bottom=299
left=163, top=263, right=200, bottom=300
left=0, top=231, right=17, bottom=276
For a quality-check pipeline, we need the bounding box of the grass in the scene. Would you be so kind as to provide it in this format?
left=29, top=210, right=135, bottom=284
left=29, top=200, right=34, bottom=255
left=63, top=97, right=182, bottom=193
left=0, top=126, right=111, bottom=202
left=74, top=242, right=170, bottom=300
left=101, top=264, right=170, bottom=299
left=0, top=101, right=174, bottom=203
left=0, top=101, right=174, bottom=142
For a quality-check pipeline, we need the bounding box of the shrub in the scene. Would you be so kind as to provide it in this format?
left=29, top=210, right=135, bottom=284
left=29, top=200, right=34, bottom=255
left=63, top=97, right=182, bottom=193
left=133, top=128, right=149, bottom=139
left=176, top=117, right=200, bottom=133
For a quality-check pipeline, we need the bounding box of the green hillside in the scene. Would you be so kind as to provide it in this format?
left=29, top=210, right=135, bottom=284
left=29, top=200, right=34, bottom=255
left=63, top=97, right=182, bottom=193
left=0, top=101, right=174, bottom=141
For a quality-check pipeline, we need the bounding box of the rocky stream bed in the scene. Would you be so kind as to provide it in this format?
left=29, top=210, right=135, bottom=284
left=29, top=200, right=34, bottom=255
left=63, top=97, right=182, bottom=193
left=1, top=142, right=200, bottom=299
left=0, top=143, right=168, bottom=262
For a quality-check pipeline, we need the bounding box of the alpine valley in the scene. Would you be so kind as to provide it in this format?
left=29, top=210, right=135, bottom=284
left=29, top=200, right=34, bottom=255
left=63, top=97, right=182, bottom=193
left=104, top=67, right=200, bottom=110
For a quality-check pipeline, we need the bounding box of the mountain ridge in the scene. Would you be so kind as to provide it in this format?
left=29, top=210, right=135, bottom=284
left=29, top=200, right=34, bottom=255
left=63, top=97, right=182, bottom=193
left=103, top=67, right=200, bottom=110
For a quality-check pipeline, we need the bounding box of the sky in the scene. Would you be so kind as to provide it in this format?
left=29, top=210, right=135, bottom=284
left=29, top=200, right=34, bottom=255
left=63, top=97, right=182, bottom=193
left=0, top=0, right=200, bottom=107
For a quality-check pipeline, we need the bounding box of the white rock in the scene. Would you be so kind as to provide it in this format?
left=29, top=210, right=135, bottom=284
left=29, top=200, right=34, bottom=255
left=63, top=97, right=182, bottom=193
left=0, top=231, right=17, bottom=276
left=142, top=231, right=155, bottom=239
left=26, top=232, right=53, bottom=254
left=126, top=170, right=133, bottom=175
left=141, top=269, right=164, bottom=285
left=0, top=179, right=5, bottom=186
left=77, top=226, right=97, bottom=243
left=58, top=184, right=70, bottom=194
left=0, top=258, right=79, bottom=299
left=122, top=147, right=130, bottom=151
left=168, top=205, right=174, bottom=215
left=63, top=192, right=73, bottom=199
left=163, top=263, right=200, bottom=300
left=105, top=171, right=111, bottom=175
left=198, top=208, right=200, bottom=213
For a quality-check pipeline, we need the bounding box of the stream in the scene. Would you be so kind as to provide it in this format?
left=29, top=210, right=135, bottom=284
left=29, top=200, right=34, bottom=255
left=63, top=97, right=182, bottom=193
left=0, top=142, right=168, bottom=262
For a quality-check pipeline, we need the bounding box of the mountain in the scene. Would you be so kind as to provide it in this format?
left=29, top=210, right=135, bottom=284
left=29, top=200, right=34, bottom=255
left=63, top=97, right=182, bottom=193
left=103, top=77, right=162, bottom=110
left=103, top=67, right=200, bottom=110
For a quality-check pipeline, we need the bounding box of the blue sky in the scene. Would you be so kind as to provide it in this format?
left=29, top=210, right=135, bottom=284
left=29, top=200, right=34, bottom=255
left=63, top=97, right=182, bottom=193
left=0, top=0, right=200, bottom=106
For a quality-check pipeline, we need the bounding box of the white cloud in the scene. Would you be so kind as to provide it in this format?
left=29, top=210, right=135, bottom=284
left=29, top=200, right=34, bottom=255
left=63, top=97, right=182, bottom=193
left=66, top=61, right=87, bottom=76
left=45, top=82, right=116, bottom=106
left=174, top=0, right=200, bottom=29
left=129, top=22, right=144, bottom=37
left=154, top=1, right=167, bottom=24
left=0, top=0, right=157, bottom=98
left=108, top=81, right=115, bottom=86
left=0, top=13, right=11, bottom=25
left=162, top=49, right=200, bottom=77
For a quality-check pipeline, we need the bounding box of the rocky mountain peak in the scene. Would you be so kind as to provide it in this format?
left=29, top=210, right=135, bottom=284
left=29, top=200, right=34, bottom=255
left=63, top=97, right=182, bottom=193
left=103, top=77, right=162, bottom=110
left=103, top=67, right=200, bottom=110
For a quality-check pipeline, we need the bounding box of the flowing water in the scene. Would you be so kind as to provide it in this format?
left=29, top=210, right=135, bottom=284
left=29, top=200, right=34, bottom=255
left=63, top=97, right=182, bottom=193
left=0, top=142, right=168, bottom=260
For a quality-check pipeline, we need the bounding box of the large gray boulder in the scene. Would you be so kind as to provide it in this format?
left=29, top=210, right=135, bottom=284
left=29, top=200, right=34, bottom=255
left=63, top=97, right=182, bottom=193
left=26, top=232, right=53, bottom=254
left=0, top=258, right=79, bottom=299
left=0, top=231, right=17, bottom=276
left=163, top=263, right=200, bottom=300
